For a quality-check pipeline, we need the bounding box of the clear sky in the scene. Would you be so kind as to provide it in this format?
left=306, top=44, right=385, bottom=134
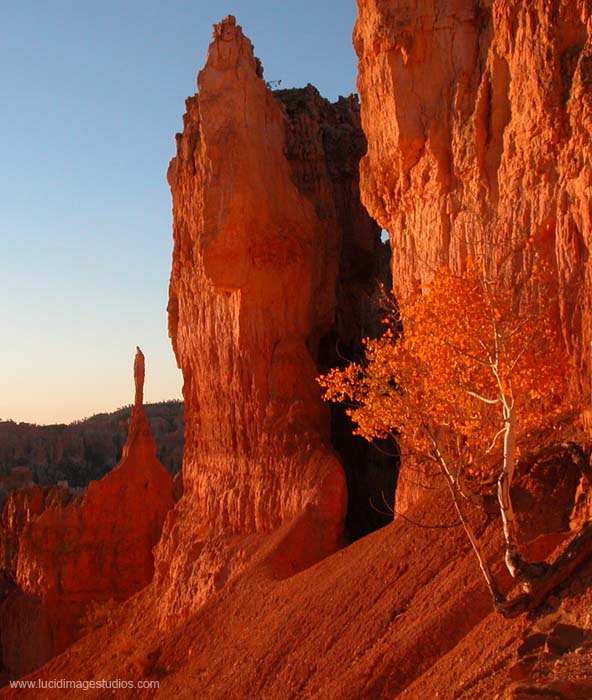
left=0, top=1, right=358, bottom=425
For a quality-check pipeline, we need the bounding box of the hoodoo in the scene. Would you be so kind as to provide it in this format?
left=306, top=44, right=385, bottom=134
left=0, top=348, right=173, bottom=679
left=166, top=15, right=347, bottom=538
left=156, top=14, right=387, bottom=622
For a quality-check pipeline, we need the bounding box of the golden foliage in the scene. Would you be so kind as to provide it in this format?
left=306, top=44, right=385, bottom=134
left=318, top=259, right=567, bottom=483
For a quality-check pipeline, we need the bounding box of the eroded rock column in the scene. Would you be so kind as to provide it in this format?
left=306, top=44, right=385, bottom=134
left=167, top=17, right=348, bottom=542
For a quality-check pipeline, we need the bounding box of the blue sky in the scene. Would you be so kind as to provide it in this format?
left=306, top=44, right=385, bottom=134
left=0, top=1, right=359, bottom=424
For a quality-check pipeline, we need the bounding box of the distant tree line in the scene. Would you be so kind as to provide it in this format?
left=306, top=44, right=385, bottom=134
left=0, top=401, right=184, bottom=488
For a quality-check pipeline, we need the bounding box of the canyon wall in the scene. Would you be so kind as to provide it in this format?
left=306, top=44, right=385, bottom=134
left=355, top=0, right=592, bottom=387
left=2, top=10, right=592, bottom=700
left=0, top=350, right=173, bottom=679
left=355, top=0, right=592, bottom=511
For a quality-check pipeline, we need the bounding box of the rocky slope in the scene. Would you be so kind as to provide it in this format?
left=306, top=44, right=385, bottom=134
left=0, top=350, right=174, bottom=679
left=3, top=463, right=591, bottom=700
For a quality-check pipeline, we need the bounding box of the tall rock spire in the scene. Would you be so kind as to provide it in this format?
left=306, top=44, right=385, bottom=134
left=167, top=15, right=347, bottom=541
left=157, top=15, right=383, bottom=623
left=2, top=349, right=174, bottom=678
left=154, top=17, right=381, bottom=625
left=134, top=345, right=145, bottom=406
left=121, top=346, right=156, bottom=462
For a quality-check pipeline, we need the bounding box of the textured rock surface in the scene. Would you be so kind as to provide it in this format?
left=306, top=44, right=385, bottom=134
left=4, top=487, right=591, bottom=700
left=2, top=10, right=592, bottom=699
left=355, top=0, right=591, bottom=382
left=275, top=85, right=396, bottom=538
left=354, top=0, right=592, bottom=511
left=0, top=486, right=73, bottom=575
left=159, top=14, right=388, bottom=623
left=0, top=350, right=173, bottom=679
left=150, top=17, right=384, bottom=626
left=0, top=469, right=33, bottom=513
left=167, top=16, right=344, bottom=539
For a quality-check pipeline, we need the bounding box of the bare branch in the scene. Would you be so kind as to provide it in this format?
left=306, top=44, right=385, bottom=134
left=486, top=426, right=506, bottom=454
left=465, top=390, right=500, bottom=405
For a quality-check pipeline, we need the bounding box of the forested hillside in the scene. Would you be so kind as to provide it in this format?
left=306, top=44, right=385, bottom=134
left=0, top=401, right=183, bottom=487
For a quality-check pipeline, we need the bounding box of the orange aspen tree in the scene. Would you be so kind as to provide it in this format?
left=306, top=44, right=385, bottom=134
left=319, top=258, right=567, bottom=606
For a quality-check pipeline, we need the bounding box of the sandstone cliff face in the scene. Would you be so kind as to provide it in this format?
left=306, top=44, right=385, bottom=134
left=0, top=350, right=174, bottom=679
left=355, top=0, right=592, bottom=511
left=3, top=11, right=592, bottom=700
left=156, top=16, right=388, bottom=622
left=167, top=16, right=344, bottom=542
left=355, top=0, right=592, bottom=383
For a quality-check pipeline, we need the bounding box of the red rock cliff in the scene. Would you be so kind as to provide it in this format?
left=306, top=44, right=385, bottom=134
left=355, top=0, right=592, bottom=391
left=2, top=12, right=592, bottom=700
left=167, top=16, right=347, bottom=541
left=157, top=15, right=386, bottom=622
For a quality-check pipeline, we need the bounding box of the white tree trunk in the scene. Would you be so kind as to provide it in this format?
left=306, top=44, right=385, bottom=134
left=429, top=439, right=503, bottom=604
left=497, top=405, right=519, bottom=577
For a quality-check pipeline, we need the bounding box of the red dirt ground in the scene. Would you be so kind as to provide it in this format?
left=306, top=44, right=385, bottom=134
left=3, top=485, right=591, bottom=700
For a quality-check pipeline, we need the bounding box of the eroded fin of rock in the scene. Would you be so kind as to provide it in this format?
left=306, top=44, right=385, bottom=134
left=167, top=16, right=348, bottom=538
left=157, top=15, right=387, bottom=622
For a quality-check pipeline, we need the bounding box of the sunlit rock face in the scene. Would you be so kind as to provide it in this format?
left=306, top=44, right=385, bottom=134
left=167, top=14, right=347, bottom=537
left=0, top=350, right=174, bottom=679
left=355, top=0, right=592, bottom=382
left=160, top=15, right=386, bottom=622
left=4, top=11, right=592, bottom=700
left=354, top=0, right=592, bottom=511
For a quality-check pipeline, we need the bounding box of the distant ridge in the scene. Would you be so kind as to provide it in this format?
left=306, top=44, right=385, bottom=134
left=0, top=400, right=184, bottom=487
